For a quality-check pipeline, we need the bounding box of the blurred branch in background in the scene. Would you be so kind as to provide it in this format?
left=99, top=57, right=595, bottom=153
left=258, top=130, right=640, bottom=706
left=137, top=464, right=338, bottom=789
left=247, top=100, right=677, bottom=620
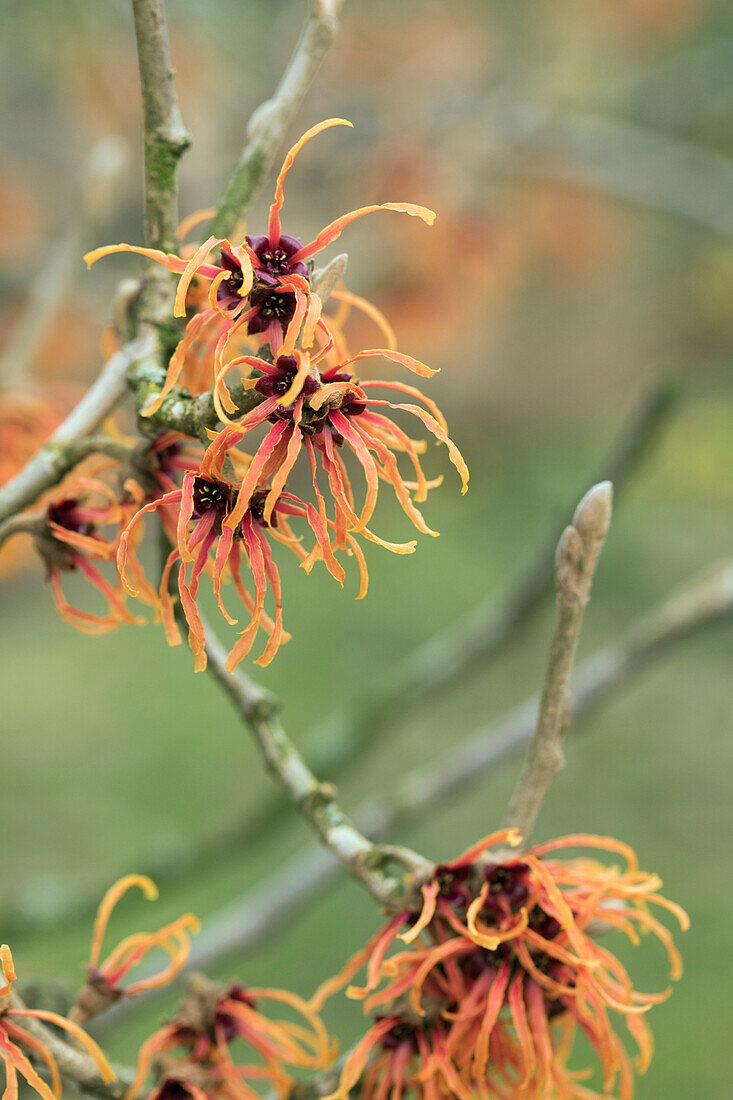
left=0, top=138, right=128, bottom=392
left=96, top=556, right=733, bottom=1030
left=485, top=100, right=733, bottom=237
left=212, top=0, right=345, bottom=239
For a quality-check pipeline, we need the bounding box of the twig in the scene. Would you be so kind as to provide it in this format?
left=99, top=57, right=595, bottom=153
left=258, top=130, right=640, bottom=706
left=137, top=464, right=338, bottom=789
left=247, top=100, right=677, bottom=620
left=96, top=558, right=732, bottom=1021
left=3, top=990, right=133, bottom=1100
left=504, top=481, right=614, bottom=840
left=201, top=623, right=433, bottom=906
left=492, top=101, right=733, bottom=238
left=130, top=0, right=190, bottom=387
left=0, top=335, right=155, bottom=525
left=212, top=0, right=345, bottom=239
left=0, top=138, right=128, bottom=392
left=386, top=558, right=733, bottom=826
left=131, top=0, right=190, bottom=259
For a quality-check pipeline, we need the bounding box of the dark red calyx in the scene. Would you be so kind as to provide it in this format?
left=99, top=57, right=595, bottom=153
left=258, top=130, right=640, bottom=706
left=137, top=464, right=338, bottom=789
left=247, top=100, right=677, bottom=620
left=434, top=863, right=472, bottom=905
left=192, top=478, right=231, bottom=519
left=378, top=1017, right=422, bottom=1053
left=216, top=248, right=247, bottom=312
left=340, top=392, right=367, bottom=418
left=528, top=907, right=561, bottom=940
left=247, top=233, right=308, bottom=286
left=47, top=498, right=94, bottom=536
left=157, top=1080, right=193, bottom=1100
left=483, top=862, right=531, bottom=913
left=546, top=997, right=567, bottom=1020
left=256, top=355, right=320, bottom=407
left=247, top=288, right=296, bottom=335
left=214, top=984, right=258, bottom=1043
left=247, top=489, right=278, bottom=529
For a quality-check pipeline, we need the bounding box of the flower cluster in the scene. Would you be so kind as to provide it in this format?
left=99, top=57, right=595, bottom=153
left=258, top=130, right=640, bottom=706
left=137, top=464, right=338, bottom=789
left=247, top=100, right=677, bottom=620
left=73, top=874, right=200, bottom=1023
left=0, top=943, right=114, bottom=1100
left=125, top=974, right=335, bottom=1100
left=32, top=473, right=145, bottom=634
left=313, top=831, right=688, bottom=1099
left=83, top=118, right=468, bottom=671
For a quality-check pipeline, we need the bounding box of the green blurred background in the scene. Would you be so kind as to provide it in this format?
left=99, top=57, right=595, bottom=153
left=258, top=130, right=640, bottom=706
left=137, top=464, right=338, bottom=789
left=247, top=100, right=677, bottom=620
left=1, top=0, right=732, bottom=1096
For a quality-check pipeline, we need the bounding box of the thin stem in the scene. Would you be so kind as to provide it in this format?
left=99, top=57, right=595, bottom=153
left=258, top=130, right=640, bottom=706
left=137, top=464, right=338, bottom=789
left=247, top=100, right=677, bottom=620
left=201, top=622, right=432, bottom=907
left=131, top=0, right=190, bottom=257
left=504, top=481, right=613, bottom=840
left=0, top=336, right=155, bottom=525
left=212, top=0, right=345, bottom=239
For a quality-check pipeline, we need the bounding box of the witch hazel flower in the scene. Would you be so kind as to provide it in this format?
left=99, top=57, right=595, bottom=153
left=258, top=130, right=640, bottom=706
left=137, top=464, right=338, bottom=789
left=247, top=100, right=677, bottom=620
left=125, top=975, right=335, bottom=1100
left=316, top=831, right=687, bottom=1099
left=27, top=475, right=145, bottom=635
left=72, top=875, right=199, bottom=1024
left=84, top=118, right=435, bottom=416
left=0, top=943, right=115, bottom=1100
left=320, top=1013, right=517, bottom=1100
left=203, top=347, right=468, bottom=570
left=118, top=465, right=347, bottom=671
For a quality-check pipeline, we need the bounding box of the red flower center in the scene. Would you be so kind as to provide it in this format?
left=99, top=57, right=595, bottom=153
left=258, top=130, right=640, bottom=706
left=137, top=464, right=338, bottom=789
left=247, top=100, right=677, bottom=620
left=192, top=478, right=231, bottom=519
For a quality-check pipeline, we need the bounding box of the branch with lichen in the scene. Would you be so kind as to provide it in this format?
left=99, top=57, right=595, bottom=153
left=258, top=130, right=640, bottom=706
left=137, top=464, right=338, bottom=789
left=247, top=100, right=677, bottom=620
left=504, top=480, right=614, bottom=840
left=131, top=0, right=190, bottom=323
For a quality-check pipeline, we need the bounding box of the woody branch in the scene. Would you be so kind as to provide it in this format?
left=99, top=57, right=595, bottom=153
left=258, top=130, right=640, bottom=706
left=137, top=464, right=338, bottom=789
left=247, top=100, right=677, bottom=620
left=213, top=0, right=345, bottom=238
left=504, top=480, right=613, bottom=841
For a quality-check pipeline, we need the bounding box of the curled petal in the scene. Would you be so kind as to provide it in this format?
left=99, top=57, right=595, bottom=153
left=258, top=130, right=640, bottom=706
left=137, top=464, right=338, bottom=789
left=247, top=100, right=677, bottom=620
left=89, top=875, right=158, bottom=969
left=7, top=1011, right=115, bottom=1085
left=268, top=118, right=353, bottom=243
left=292, top=202, right=436, bottom=264
left=0, top=946, right=17, bottom=996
